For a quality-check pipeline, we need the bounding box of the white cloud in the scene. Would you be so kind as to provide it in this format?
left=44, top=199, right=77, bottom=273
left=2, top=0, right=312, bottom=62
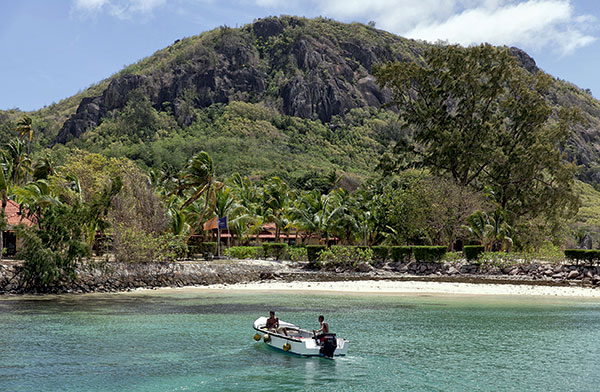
left=73, top=0, right=166, bottom=19
left=403, top=0, right=595, bottom=55
left=252, top=0, right=596, bottom=56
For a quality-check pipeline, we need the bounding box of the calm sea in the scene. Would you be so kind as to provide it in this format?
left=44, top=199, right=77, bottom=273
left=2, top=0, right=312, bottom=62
left=1, top=289, right=599, bottom=391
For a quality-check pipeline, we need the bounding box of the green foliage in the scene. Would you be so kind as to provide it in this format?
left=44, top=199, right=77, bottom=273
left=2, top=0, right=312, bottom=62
left=200, top=242, right=217, bottom=255
left=389, top=246, right=412, bottom=262
left=286, top=246, right=307, bottom=262
left=112, top=224, right=187, bottom=263
left=306, top=245, right=326, bottom=263
left=225, top=246, right=261, bottom=259
left=475, top=252, right=521, bottom=268
left=464, top=245, right=485, bottom=261
left=564, top=249, right=600, bottom=265
left=262, top=242, right=288, bottom=260
left=377, top=43, right=579, bottom=244
left=316, top=245, right=373, bottom=270
left=371, top=246, right=389, bottom=262
left=442, top=251, right=462, bottom=263
left=20, top=201, right=91, bottom=287
left=412, top=246, right=447, bottom=263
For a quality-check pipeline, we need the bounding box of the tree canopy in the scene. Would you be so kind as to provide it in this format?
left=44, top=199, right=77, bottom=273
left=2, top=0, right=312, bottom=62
left=375, top=43, right=580, bottom=228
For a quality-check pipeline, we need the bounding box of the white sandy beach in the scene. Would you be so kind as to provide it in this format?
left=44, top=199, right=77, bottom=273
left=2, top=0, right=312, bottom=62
left=191, top=280, right=600, bottom=298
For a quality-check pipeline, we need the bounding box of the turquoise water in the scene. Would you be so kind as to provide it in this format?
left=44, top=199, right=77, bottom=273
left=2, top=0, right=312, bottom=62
left=1, top=290, right=599, bottom=391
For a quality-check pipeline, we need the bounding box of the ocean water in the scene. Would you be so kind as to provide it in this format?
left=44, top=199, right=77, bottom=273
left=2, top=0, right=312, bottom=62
left=1, top=289, right=599, bottom=392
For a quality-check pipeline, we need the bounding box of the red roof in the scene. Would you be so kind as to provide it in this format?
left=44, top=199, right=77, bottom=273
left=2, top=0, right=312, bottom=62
left=5, top=200, right=34, bottom=227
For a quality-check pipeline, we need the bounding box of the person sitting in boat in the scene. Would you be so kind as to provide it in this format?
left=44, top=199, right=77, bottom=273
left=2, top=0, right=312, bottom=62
left=312, top=315, right=329, bottom=336
left=266, top=311, right=288, bottom=336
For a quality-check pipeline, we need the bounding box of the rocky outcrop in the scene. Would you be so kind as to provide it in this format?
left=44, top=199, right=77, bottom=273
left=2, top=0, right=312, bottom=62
left=54, top=75, right=147, bottom=144
left=52, top=17, right=402, bottom=143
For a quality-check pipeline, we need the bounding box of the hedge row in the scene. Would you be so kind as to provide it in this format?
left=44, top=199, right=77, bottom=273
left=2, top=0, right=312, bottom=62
left=390, top=246, right=412, bottom=262
left=412, top=246, right=447, bottom=262
left=262, top=243, right=288, bottom=260
left=464, top=245, right=484, bottom=261
left=307, top=245, right=327, bottom=263
left=564, top=249, right=600, bottom=265
left=194, top=242, right=217, bottom=255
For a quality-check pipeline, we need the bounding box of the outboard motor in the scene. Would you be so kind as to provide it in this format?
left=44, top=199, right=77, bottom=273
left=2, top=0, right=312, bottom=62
left=318, top=333, right=337, bottom=358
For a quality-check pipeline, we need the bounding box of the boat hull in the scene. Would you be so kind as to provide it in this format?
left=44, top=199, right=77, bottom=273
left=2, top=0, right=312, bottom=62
left=253, top=317, right=348, bottom=357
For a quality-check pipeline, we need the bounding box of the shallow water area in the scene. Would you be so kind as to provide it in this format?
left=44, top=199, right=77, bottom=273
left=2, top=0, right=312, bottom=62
left=1, top=289, right=599, bottom=391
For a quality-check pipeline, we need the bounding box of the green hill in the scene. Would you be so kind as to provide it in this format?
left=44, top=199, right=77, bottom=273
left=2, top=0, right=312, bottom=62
left=2, top=16, right=600, bottom=186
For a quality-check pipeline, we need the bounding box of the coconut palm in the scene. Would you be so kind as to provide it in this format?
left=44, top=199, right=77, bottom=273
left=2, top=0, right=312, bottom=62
left=4, top=138, right=30, bottom=186
left=177, top=151, right=222, bottom=240
left=290, top=189, right=336, bottom=244
left=261, top=177, right=292, bottom=242
left=15, top=116, right=33, bottom=156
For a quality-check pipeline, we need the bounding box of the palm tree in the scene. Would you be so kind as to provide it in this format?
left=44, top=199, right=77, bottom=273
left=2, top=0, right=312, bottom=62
left=32, top=154, right=57, bottom=181
left=261, top=177, right=292, bottom=242
left=15, top=116, right=33, bottom=156
left=4, top=138, right=30, bottom=186
left=177, top=152, right=222, bottom=241
left=290, top=189, right=334, bottom=244
left=463, top=209, right=513, bottom=251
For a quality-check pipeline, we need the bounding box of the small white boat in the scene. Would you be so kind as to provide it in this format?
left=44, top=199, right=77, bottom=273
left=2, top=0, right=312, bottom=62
left=252, top=316, right=349, bottom=357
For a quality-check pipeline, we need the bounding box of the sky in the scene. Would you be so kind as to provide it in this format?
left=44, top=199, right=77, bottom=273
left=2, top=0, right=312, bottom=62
left=1, top=0, right=599, bottom=111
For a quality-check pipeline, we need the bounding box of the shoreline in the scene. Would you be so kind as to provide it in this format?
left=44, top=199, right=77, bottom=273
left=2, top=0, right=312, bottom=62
left=3, top=258, right=600, bottom=298
left=153, top=279, right=600, bottom=298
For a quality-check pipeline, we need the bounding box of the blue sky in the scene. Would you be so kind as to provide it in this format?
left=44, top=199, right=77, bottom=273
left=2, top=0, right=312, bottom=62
left=1, top=0, right=599, bottom=111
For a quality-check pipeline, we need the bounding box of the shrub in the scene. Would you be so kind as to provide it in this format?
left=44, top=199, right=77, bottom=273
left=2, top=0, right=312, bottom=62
left=263, top=243, right=288, bottom=260
left=412, top=246, right=447, bottom=262
left=225, top=246, right=261, bottom=259
left=372, top=246, right=389, bottom=262
left=200, top=242, right=217, bottom=255
left=442, top=251, right=462, bottom=263
left=564, top=249, right=600, bottom=265
left=464, top=245, right=484, bottom=261
left=475, top=252, right=522, bottom=268
left=307, top=245, right=327, bottom=264
left=316, top=246, right=373, bottom=270
left=286, top=246, right=307, bottom=262
left=389, top=246, right=412, bottom=262
left=112, top=226, right=187, bottom=263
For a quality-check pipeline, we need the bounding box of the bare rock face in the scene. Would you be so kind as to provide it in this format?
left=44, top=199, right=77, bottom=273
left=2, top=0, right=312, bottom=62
left=52, top=18, right=552, bottom=146
left=54, top=74, right=146, bottom=144
left=509, top=47, right=539, bottom=74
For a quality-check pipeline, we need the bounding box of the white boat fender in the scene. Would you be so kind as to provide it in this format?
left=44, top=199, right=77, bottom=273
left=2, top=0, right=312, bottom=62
left=253, top=333, right=261, bottom=341
left=263, top=334, right=271, bottom=342
left=283, top=343, right=291, bottom=351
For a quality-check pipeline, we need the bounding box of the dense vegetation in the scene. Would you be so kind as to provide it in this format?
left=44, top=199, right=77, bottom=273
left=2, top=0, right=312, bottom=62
left=1, top=18, right=600, bottom=287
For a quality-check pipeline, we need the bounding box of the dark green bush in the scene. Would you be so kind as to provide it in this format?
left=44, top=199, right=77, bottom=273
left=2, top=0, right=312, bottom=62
left=262, top=243, right=271, bottom=258
left=564, top=249, right=600, bottom=265
left=286, top=246, right=307, bottom=262
left=464, top=245, right=484, bottom=261
left=390, top=246, right=412, bottom=262
left=225, top=246, right=261, bottom=259
left=201, top=242, right=217, bottom=255
left=372, top=246, right=389, bottom=262
left=316, top=246, right=373, bottom=270
left=267, top=243, right=288, bottom=260
left=307, top=245, right=327, bottom=264
left=413, top=246, right=447, bottom=262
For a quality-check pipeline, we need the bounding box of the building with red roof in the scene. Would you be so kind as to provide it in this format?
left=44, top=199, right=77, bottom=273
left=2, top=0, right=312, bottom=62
left=3, top=199, right=35, bottom=255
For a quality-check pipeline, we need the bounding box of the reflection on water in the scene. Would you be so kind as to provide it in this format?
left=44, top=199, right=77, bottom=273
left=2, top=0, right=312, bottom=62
left=1, top=291, right=600, bottom=391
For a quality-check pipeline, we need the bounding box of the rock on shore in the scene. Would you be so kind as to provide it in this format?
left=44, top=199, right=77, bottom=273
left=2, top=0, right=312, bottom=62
left=1, top=259, right=599, bottom=295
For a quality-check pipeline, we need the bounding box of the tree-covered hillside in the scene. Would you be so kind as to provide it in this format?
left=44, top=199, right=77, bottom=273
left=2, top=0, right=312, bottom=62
left=2, top=16, right=600, bottom=185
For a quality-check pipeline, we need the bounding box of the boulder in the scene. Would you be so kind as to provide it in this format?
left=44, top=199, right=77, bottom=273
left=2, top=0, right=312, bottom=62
left=357, top=262, right=374, bottom=273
